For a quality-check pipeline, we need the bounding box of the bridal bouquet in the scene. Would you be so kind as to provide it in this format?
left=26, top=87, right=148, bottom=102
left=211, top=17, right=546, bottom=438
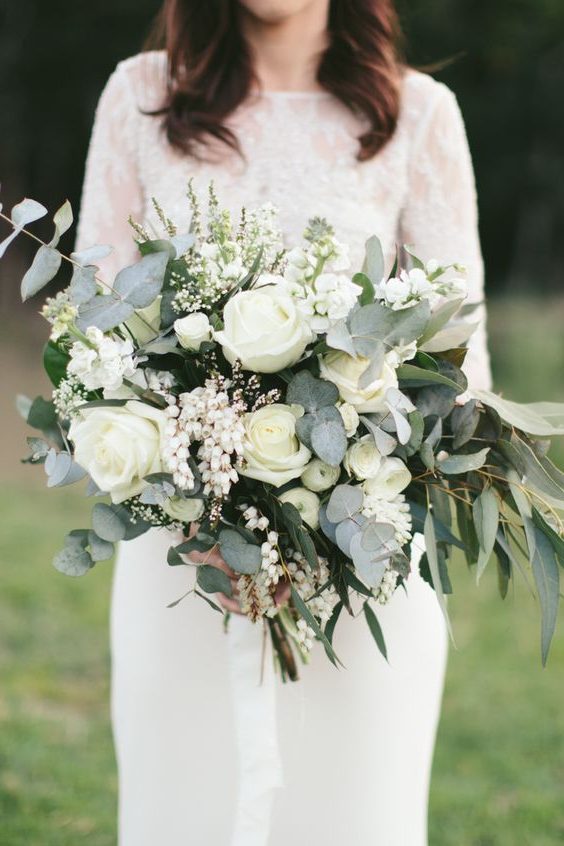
left=3, top=183, right=564, bottom=680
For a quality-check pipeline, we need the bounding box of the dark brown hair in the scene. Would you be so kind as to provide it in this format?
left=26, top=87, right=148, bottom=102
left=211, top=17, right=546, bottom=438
left=148, top=0, right=405, bottom=161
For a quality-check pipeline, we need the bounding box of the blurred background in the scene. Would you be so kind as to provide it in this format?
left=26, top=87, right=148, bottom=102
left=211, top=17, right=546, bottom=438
left=0, top=1, right=563, bottom=844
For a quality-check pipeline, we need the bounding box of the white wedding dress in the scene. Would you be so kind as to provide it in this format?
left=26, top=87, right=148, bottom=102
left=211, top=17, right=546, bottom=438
left=76, top=51, right=492, bottom=846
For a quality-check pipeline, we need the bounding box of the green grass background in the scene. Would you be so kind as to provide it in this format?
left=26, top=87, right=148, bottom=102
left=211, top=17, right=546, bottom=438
left=1, top=298, right=563, bottom=845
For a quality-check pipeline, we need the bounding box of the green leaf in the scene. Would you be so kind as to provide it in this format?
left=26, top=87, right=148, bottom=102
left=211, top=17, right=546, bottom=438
left=420, top=321, right=477, bottom=353
left=194, top=589, right=224, bottom=613
left=495, top=539, right=511, bottom=599
left=51, top=200, right=74, bottom=247
left=325, top=319, right=356, bottom=356
left=45, top=450, right=87, bottom=487
left=114, top=251, right=169, bottom=308
left=530, top=525, right=560, bottom=666
left=77, top=295, right=135, bottom=333
left=326, top=484, right=363, bottom=523
left=455, top=497, right=480, bottom=565
left=532, top=508, right=564, bottom=567
left=397, top=364, right=463, bottom=392
left=310, top=412, right=347, bottom=466
left=438, top=447, right=490, bottom=475
left=470, top=390, right=564, bottom=437
left=363, top=601, right=388, bottom=661
left=175, top=534, right=217, bottom=555
left=450, top=400, right=480, bottom=449
left=350, top=300, right=430, bottom=357
left=87, top=531, right=114, bottom=562
left=53, top=542, right=93, bottom=577
left=473, top=487, right=500, bottom=582
left=418, top=297, right=465, bottom=345
left=43, top=342, right=69, bottom=387
left=497, top=435, right=564, bottom=503
left=324, top=601, right=343, bottom=646
left=424, top=509, right=454, bottom=642
left=362, top=235, right=385, bottom=284
left=290, top=586, right=342, bottom=667
left=353, top=271, right=375, bottom=306
left=21, top=245, right=62, bottom=301
left=196, top=564, right=233, bottom=596
left=27, top=396, right=57, bottom=431
left=286, top=370, right=339, bottom=412
left=92, top=502, right=127, bottom=542
left=218, top=529, right=262, bottom=575
left=68, top=264, right=97, bottom=305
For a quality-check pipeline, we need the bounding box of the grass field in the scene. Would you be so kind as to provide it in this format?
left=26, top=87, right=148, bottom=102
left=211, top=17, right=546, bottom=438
left=0, top=297, right=563, bottom=845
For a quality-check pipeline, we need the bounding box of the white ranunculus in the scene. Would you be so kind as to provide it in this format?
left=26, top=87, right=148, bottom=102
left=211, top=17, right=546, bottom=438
left=124, top=296, right=162, bottom=345
left=362, top=457, right=411, bottom=501
left=301, top=458, right=340, bottom=492
left=338, top=402, right=360, bottom=437
left=162, top=496, right=204, bottom=523
left=319, top=351, right=398, bottom=413
left=344, top=435, right=382, bottom=481
left=214, top=287, right=311, bottom=373
left=174, top=312, right=212, bottom=351
left=278, top=487, right=321, bottom=530
left=69, top=400, right=167, bottom=503
left=240, top=403, right=311, bottom=486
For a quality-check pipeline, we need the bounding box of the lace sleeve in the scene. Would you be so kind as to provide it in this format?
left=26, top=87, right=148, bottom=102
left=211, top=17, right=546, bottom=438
left=399, top=81, right=492, bottom=390
left=75, top=61, right=145, bottom=281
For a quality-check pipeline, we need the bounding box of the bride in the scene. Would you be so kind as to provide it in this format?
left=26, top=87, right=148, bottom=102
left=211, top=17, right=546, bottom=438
left=76, top=1, right=491, bottom=843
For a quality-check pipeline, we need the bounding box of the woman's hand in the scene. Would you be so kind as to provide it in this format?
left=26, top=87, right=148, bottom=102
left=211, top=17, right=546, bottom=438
left=186, top=524, right=291, bottom=614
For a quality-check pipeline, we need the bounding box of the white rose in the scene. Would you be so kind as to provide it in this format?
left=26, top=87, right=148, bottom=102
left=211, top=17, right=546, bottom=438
left=338, top=402, right=359, bottom=436
left=319, top=351, right=398, bottom=413
left=278, top=487, right=320, bottom=530
left=214, top=287, right=311, bottom=373
left=240, top=403, right=311, bottom=486
left=124, top=296, right=161, bottom=345
left=69, top=400, right=167, bottom=503
left=344, top=435, right=383, bottom=480
left=174, top=312, right=212, bottom=351
left=301, top=458, right=340, bottom=492
left=362, top=457, right=411, bottom=501
left=162, top=496, right=204, bottom=523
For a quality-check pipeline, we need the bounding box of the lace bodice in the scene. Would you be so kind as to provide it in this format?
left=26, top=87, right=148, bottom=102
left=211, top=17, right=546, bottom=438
left=76, top=50, right=491, bottom=389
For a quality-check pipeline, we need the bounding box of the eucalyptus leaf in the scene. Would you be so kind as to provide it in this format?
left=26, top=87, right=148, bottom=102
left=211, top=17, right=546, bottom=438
left=530, top=524, right=560, bottom=666
left=397, top=364, right=463, bottom=392
left=497, top=435, right=564, bottom=504
left=92, top=502, right=127, bottom=542
left=350, top=300, right=430, bottom=357
left=286, top=370, right=339, bottom=412
left=353, top=271, right=375, bottom=306
left=473, top=488, right=500, bottom=582
left=53, top=544, right=93, bottom=577
left=196, top=564, right=233, bottom=596
left=326, top=319, right=356, bottom=356
left=349, top=533, right=388, bottom=588
left=438, top=447, right=490, bottom=475
left=420, top=321, right=478, bottom=353
left=360, top=415, right=397, bottom=455
left=326, top=484, right=363, bottom=523
left=51, top=200, right=73, bottom=247
left=77, top=294, right=135, bottom=332
left=470, top=390, right=564, bottom=437
left=335, top=515, right=365, bottom=557
left=418, top=297, right=465, bottom=345
left=219, top=528, right=262, bottom=574
left=12, top=198, right=48, bottom=227
left=71, top=244, right=113, bottom=266
left=290, top=586, right=341, bottom=667
left=532, top=508, right=564, bottom=566
left=424, top=511, right=454, bottom=641
left=87, top=530, right=115, bottom=562
left=363, top=601, right=388, bottom=661
left=362, top=235, right=385, bottom=284
left=68, top=264, right=97, bottom=305
left=311, top=414, right=347, bottom=466
left=21, top=245, right=62, bottom=301
left=450, top=400, right=480, bottom=449
left=114, top=251, right=169, bottom=308
left=45, top=452, right=87, bottom=487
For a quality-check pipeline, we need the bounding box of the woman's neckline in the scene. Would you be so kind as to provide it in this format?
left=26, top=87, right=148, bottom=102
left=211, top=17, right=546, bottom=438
left=250, top=88, right=332, bottom=100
